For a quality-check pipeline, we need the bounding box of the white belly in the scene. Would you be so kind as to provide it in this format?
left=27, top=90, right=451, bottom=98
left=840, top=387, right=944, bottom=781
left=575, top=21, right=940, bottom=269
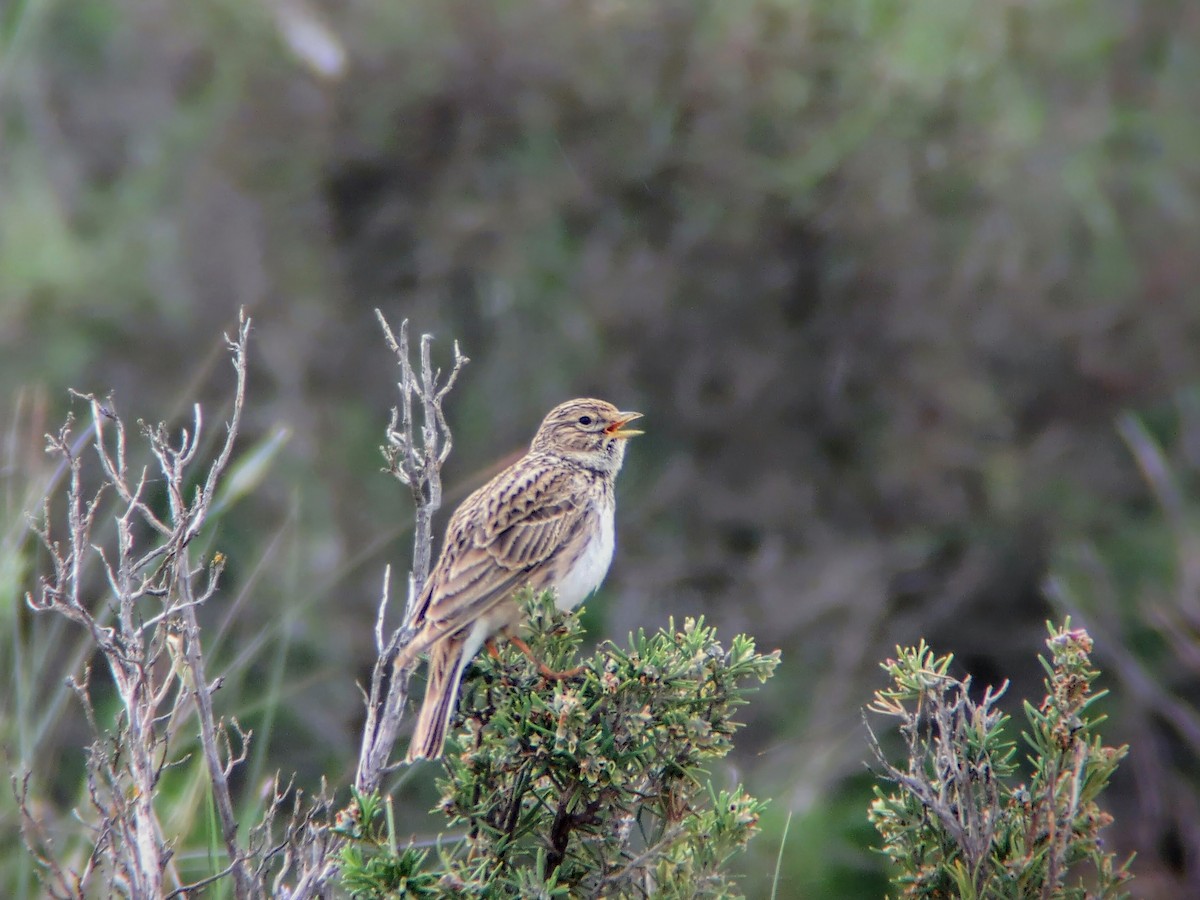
left=554, top=507, right=614, bottom=611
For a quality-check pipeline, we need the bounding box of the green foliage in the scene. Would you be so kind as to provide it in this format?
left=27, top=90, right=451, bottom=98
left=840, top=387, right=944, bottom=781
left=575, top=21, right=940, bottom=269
left=337, top=793, right=440, bottom=899
left=340, top=590, right=778, bottom=898
left=868, top=621, right=1132, bottom=899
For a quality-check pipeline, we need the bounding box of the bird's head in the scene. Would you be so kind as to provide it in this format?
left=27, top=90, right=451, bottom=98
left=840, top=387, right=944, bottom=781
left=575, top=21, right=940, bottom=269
left=530, top=398, right=643, bottom=473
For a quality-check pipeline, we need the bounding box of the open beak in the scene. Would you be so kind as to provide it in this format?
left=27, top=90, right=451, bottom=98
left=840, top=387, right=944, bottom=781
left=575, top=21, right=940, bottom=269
left=605, top=411, right=644, bottom=439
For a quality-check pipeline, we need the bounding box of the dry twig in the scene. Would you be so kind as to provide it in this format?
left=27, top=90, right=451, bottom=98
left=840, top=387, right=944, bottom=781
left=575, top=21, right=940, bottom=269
left=20, top=312, right=257, bottom=898
left=18, top=311, right=469, bottom=898
left=355, top=311, right=467, bottom=794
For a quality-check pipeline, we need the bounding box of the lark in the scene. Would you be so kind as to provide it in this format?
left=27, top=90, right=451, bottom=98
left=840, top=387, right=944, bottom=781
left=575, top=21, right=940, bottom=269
left=396, top=398, right=643, bottom=761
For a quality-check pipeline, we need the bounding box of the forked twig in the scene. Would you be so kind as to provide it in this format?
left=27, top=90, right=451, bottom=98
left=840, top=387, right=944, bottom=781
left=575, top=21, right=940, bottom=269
left=355, top=312, right=467, bottom=794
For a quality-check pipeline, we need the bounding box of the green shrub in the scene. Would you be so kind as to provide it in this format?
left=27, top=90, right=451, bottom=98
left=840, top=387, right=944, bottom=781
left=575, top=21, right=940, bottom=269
left=868, top=621, right=1132, bottom=899
left=338, top=589, right=778, bottom=898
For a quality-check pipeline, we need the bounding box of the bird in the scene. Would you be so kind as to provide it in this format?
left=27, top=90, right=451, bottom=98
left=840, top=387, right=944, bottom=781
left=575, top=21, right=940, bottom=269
left=396, top=397, right=643, bottom=761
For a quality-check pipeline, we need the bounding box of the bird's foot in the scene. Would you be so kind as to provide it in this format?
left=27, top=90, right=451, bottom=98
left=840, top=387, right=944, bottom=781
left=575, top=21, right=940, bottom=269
left=498, top=635, right=585, bottom=681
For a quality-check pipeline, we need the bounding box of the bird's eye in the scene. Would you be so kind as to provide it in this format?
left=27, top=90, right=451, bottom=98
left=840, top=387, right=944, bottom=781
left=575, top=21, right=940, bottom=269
left=578, top=415, right=592, bottom=426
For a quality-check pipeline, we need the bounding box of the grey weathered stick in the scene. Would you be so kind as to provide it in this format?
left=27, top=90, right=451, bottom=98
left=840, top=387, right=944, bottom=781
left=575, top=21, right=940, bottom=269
left=28, top=405, right=170, bottom=898
left=158, top=312, right=256, bottom=898
left=355, top=312, right=467, bottom=794
left=22, top=311, right=257, bottom=899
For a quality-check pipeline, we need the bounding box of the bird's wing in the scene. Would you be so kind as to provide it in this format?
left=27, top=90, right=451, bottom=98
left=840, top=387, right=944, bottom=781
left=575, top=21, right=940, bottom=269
left=412, top=456, right=590, bottom=647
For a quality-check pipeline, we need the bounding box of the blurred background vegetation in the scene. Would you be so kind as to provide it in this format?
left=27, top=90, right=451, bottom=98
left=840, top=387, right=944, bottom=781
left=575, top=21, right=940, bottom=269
left=3, top=0, right=1199, bottom=895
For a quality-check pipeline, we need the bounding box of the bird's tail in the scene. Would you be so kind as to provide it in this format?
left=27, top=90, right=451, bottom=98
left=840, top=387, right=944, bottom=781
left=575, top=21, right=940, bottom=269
left=406, top=634, right=471, bottom=762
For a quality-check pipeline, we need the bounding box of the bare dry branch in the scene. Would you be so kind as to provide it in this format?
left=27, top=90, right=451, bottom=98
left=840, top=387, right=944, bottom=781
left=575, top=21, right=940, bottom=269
left=21, top=311, right=259, bottom=898
left=21, top=310, right=465, bottom=898
left=355, top=312, right=467, bottom=795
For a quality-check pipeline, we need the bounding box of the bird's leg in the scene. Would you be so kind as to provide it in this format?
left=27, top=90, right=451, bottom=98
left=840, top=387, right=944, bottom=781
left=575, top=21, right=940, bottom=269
left=506, top=635, right=584, bottom=680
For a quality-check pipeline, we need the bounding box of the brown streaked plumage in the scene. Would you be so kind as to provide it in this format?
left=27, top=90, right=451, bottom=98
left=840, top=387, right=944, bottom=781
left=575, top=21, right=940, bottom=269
left=397, top=398, right=643, bottom=761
